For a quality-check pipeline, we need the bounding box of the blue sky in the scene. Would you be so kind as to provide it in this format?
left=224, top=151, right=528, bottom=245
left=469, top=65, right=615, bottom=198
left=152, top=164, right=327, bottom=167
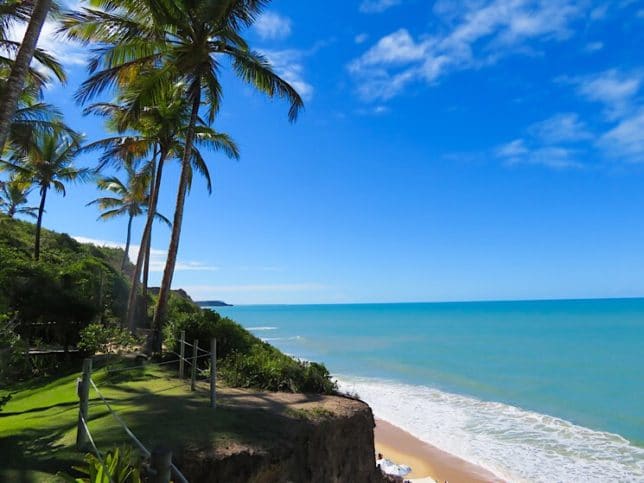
left=10, top=0, right=644, bottom=304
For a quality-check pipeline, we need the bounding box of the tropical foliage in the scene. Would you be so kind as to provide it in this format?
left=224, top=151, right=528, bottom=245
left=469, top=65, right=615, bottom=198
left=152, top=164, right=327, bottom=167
left=163, top=297, right=337, bottom=394
left=0, top=0, right=319, bottom=393
left=88, top=160, right=170, bottom=271
left=4, top=125, right=87, bottom=259
left=61, top=0, right=303, bottom=350
left=0, top=214, right=131, bottom=381
left=0, top=177, right=37, bottom=218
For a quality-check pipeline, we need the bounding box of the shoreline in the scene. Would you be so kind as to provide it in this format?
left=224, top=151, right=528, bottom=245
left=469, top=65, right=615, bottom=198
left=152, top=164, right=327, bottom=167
left=373, top=418, right=504, bottom=483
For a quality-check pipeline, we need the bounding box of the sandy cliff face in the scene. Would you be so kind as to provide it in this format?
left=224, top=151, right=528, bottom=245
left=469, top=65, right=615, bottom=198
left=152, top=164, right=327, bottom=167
left=178, top=396, right=386, bottom=483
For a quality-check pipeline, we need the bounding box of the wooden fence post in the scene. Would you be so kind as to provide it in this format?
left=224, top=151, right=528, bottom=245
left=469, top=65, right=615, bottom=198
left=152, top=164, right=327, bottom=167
left=210, top=338, right=216, bottom=409
left=76, top=358, right=92, bottom=450
left=190, top=339, right=198, bottom=391
left=179, top=330, right=185, bottom=379
left=150, top=446, right=172, bottom=483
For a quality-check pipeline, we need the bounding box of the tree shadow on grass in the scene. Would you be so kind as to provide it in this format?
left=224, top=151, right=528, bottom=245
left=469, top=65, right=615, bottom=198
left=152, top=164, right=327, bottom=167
left=0, top=421, right=80, bottom=482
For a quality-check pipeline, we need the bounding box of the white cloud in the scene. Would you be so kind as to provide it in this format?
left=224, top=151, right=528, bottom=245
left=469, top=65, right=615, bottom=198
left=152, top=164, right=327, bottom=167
left=263, top=49, right=314, bottom=101
left=72, top=236, right=219, bottom=272
left=8, top=17, right=86, bottom=69
left=354, top=29, right=429, bottom=67
left=589, top=3, right=609, bottom=20
left=183, top=283, right=327, bottom=294
left=355, top=33, right=369, bottom=44
left=359, top=0, right=402, bottom=14
left=584, top=41, right=604, bottom=52
left=181, top=283, right=328, bottom=304
left=349, top=0, right=589, bottom=100
left=496, top=139, right=528, bottom=158
left=599, top=110, right=644, bottom=162
left=497, top=143, right=582, bottom=169
left=253, top=12, right=292, bottom=40
left=528, top=113, right=592, bottom=143
left=495, top=113, right=591, bottom=169
left=572, top=69, right=642, bottom=118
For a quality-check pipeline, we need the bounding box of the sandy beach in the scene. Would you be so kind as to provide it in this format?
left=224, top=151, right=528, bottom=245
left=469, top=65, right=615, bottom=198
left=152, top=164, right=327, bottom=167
left=374, top=418, right=504, bottom=483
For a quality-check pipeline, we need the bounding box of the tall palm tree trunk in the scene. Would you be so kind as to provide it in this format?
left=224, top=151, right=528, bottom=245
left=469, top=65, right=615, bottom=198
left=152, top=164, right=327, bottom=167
left=141, top=159, right=157, bottom=315
left=151, top=92, right=201, bottom=352
left=126, top=149, right=167, bottom=331
left=122, top=212, right=134, bottom=271
left=0, top=0, right=53, bottom=151
left=34, top=185, right=47, bottom=260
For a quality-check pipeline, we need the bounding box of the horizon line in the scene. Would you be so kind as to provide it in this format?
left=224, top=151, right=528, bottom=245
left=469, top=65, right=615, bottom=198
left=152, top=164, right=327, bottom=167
left=195, top=295, right=644, bottom=307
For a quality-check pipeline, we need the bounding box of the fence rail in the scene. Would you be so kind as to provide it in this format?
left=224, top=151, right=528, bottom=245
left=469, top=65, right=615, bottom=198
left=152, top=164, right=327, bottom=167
left=75, top=335, right=218, bottom=483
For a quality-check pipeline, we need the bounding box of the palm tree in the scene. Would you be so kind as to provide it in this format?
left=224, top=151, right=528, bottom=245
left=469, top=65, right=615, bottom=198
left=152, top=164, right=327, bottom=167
left=62, top=0, right=303, bottom=349
left=8, top=125, right=87, bottom=259
left=0, top=177, right=37, bottom=218
left=83, top=87, right=238, bottom=331
left=0, top=0, right=62, bottom=150
left=88, top=160, right=171, bottom=271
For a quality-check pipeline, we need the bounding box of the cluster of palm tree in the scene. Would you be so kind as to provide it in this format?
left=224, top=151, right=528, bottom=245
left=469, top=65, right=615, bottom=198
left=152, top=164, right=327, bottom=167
left=0, top=0, right=303, bottom=352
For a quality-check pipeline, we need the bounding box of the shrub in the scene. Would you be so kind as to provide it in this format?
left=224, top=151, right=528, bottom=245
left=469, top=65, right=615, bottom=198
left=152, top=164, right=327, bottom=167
left=78, top=322, right=138, bottom=355
left=163, top=305, right=255, bottom=359
left=163, top=304, right=336, bottom=394
left=0, top=313, right=28, bottom=383
left=220, top=344, right=337, bottom=394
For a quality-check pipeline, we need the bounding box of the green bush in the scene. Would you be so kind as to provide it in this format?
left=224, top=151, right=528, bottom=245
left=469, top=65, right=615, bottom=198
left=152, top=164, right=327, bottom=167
left=164, top=294, right=261, bottom=358
left=163, top=302, right=336, bottom=394
left=0, top=215, right=130, bottom=352
left=78, top=322, right=138, bottom=355
left=0, top=313, right=28, bottom=383
left=220, top=344, right=336, bottom=394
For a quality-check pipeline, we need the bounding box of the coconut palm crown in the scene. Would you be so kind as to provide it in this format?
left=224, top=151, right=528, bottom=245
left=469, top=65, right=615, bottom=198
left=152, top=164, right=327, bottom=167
left=61, top=0, right=304, bottom=349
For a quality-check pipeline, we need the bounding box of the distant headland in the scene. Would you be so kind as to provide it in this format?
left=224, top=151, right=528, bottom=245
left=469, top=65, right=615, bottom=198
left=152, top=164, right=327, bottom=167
left=196, top=300, right=233, bottom=307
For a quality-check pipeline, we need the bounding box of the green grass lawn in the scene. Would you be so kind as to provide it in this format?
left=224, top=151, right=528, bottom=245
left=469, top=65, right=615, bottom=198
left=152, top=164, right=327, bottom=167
left=0, top=359, right=292, bottom=482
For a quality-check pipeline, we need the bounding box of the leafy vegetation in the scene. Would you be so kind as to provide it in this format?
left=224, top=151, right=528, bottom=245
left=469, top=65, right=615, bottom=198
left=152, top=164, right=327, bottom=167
left=0, top=214, right=131, bottom=382
left=163, top=296, right=336, bottom=394
left=59, top=446, right=142, bottom=483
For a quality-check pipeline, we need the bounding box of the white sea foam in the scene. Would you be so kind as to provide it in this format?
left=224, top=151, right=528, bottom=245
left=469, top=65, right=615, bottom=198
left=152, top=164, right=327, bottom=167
left=336, top=375, right=644, bottom=483
left=246, top=326, right=278, bottom=331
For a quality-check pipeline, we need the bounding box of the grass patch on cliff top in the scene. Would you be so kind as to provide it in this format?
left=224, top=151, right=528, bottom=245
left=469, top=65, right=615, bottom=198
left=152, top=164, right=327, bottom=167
left=0, top=359, right=294, bottom=482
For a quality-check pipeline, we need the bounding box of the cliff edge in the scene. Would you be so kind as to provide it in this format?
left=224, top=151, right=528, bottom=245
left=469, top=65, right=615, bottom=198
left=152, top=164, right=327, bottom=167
left=176, top=387, right=387, bottom=483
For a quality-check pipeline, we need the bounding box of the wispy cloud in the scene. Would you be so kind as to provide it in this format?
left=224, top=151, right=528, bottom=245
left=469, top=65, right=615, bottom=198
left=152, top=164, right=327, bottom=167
left=496, top=142, right=582, bottom=169
left=584, top=41, right=604, bottom=52
left=263, top=48, right=314, bottom=101
left=527, top=113, right=592, bottom=144
left=8, top=15, right=86, bottom=69
left=253, top=12, right=292, bottom=40
left=495, top=113, right=591, bottom=169
left=181, top=283, right=328, bottom=304
left=495, top=68, right=644, bottom=167
left=560, top=69, right=644, bottom=163
left=355, top=33, right=369, bottom=44
left=566, top=69, right=643, bottom=119
left=72, top=236, right=219, bottom=272
left=359, top=0, right=402, bottom=14
left=349, top=0, right=590, bottom=100
left=598, top=109, right=644, bottom=162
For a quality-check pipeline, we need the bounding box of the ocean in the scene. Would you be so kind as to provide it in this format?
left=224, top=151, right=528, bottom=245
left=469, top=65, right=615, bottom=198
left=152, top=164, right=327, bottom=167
left=211, top=299, right=644, bottom=482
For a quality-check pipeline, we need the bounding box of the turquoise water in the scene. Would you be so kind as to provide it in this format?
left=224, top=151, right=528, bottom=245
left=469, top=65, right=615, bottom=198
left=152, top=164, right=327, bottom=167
left=213, top=299, right=644, bottom=481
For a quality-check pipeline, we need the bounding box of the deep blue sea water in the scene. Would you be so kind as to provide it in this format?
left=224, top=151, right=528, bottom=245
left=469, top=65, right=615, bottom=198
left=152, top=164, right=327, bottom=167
left=212, top=299, right=644, bottom=482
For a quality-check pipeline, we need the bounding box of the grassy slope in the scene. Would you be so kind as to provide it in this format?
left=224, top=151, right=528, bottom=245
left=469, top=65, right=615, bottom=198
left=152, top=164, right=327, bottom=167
left=0, top=360, right=292, bottom=482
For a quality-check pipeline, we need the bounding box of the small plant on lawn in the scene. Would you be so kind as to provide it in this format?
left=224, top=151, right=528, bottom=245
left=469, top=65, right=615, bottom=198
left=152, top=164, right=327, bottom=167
left=59, top=445, right=142, bottom=483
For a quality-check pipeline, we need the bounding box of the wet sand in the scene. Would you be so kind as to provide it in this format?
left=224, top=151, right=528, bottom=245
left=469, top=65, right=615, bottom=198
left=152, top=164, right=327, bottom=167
left=374, top=418, right=504, bottom=483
